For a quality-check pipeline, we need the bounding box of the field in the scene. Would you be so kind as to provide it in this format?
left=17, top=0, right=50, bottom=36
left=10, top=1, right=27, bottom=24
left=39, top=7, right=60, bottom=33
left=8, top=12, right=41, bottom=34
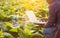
left=0, top=0, right=48, bottom=38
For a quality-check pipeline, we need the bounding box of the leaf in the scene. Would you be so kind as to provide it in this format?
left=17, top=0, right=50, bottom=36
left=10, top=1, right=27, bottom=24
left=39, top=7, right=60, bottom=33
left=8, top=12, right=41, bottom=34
left=24, top=28, right=31, bottom=35
left=5, top=22, right=12, bottom=26
left=17, top=28, right=31, bottom=38
left=0, top=29, right=4, bottom=38
left=3, top=32, right=14, bottom=38
left=17, top=28, right=26, bottom=38
left=9, top=28, right=17, bottom=32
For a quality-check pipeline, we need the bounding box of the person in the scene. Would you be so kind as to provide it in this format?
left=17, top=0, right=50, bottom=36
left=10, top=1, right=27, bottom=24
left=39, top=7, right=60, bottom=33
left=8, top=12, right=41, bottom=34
left=44, top=0, right=60, bottom=38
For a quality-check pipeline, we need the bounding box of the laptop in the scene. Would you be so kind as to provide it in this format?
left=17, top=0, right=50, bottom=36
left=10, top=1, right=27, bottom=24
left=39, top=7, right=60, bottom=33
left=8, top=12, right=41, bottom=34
left=25, top=10, right=46, bottom=24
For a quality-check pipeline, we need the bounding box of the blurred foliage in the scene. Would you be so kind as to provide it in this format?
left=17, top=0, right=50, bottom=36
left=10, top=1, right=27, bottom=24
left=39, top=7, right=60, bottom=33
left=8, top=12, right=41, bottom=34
left=0, top=0, right=48, bottom=38
left=0, top=0, right=48, bottom=21
left=0, top=22, right=45, bottom=38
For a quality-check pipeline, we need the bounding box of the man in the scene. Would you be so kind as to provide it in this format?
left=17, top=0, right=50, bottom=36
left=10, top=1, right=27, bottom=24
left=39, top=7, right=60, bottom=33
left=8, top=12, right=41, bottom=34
left=44, top=0, right=60, bottom=38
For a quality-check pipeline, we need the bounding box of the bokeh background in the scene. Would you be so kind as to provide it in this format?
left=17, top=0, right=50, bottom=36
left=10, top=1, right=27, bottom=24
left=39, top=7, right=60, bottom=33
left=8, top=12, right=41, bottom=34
left=0, top=0, right=48, bottom=38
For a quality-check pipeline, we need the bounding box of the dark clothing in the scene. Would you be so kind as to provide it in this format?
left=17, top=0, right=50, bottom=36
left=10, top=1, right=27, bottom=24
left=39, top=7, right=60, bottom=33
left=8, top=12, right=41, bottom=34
left=46, top=0, right=60, bottom=29
left=45, top=0, right=60, bottom=38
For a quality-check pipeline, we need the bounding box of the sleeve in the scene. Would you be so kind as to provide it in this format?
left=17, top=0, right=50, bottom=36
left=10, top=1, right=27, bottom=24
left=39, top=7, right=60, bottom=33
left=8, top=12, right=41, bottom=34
left=46, top=4, right=57, bottom=27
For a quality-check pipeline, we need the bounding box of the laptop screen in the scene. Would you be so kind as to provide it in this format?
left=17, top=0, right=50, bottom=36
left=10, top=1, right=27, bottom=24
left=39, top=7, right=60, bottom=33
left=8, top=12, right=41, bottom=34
left=25, top=10, right=39, bottom=22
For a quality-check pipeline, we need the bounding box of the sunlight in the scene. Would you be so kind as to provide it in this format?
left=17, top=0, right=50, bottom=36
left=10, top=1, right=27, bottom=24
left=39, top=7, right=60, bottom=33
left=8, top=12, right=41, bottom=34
left=31, top=0, right=35, bottom=2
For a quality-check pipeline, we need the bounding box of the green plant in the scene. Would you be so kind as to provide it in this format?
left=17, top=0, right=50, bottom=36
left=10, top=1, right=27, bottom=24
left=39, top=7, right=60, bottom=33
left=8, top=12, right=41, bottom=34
left=3, top=32, right=14, bottom=38
left=0, top=29, right=4, bottom=38
left=17, top=28, right=31, bottom=38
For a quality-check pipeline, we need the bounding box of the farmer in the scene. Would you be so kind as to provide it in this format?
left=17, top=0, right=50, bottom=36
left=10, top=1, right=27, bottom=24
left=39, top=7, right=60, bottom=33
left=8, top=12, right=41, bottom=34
left=44, top=0, right=60, bottom=38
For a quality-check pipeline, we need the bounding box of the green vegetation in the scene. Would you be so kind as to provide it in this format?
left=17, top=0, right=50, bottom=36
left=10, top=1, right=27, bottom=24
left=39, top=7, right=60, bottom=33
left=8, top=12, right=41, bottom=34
left=0, top=0, right=48, bottom=38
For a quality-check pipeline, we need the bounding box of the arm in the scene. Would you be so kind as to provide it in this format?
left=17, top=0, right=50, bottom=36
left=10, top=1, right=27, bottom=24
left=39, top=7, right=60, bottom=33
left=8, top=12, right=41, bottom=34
left=46, top=4, right=57, bottom=27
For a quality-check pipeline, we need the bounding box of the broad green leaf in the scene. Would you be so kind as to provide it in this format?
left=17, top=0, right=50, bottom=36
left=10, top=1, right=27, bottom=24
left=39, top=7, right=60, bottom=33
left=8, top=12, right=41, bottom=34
left=9, top=28, right=17, bottom=32
left=5, top=22, right=12, bottom=26
left=24, top=28, right=31, bottom=35
left=0, top=29, right=4, bottom=38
